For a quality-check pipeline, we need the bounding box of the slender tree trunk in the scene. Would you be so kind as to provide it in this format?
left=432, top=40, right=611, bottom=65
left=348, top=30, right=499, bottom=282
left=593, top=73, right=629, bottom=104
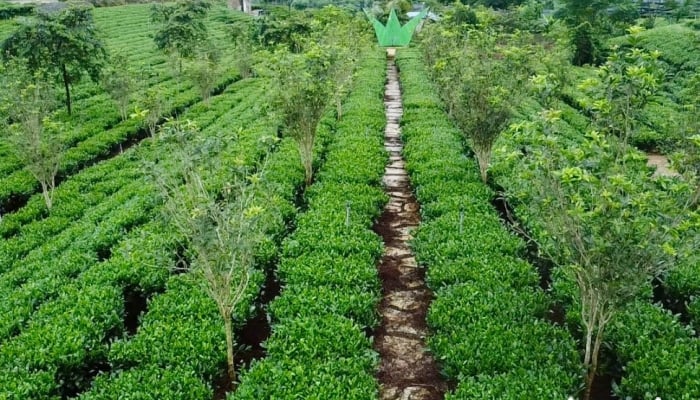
left=61, top=64, right=72, bottom=115
left=224, top=312, right=236, bottom=384
left=583, top=295, right=608, bottom=400
left=336, top=98, right=342, bottom=120
left=475, top=147, right=491, bottom=184
left=303, top=151, right=313, bottom=186
left=299, top=129, right=315, bottom=187
left=40, top=180, right=53, bottom=210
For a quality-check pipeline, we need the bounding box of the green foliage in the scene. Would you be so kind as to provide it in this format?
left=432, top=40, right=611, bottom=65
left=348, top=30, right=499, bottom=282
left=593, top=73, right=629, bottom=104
left=1, top=3, right=107, bottom=114
left=556, top=0, right=640, bottom=65
left=228, top=20, right=256, bottom=77
left=608, top=24, right=700, bottom=70
left=186, top=49, right=221, bottom=104
left=151, top=0, right=212, bottom=71
left=81, top=367, right=211, bottom=400
left=0, top=2, right=33, bottom=20
left=483, top=24, right=699, bottom=400
left=421, top=27, right=534, bottom=182
left=149, top=118, right=279, bottom=383
left=396, top=49, right=581, bottom=398
left=571, top=21, right=602, bottom=65
left=0, top=65, right=298, bottom=397
left=1, top=63, right=64, bottom=210
left=579, top=29, right=665, bottom=149
left=253, top=8, right=312, bottom=51
left=101, top=52, right=136, bottom=121
left=448, top=2, right=479, bottom=26
left=271, top=42, right=335, bottom=185
left=232, top=54, right=386, bottom=399
left=460, top=0, right=526, bottom=9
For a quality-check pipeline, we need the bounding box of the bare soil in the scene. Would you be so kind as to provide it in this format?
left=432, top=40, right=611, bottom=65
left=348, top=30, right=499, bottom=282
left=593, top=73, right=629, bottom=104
left=372, top=53, right=447, bottom=400
left=647, top=153, right=680, bottom=178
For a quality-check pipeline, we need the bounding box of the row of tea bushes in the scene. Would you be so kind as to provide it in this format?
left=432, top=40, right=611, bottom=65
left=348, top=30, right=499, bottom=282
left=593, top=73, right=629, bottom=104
left=231, top=53, right=387, bottom=400
left=0, top=4, right=245, bottom=213
left=74, top=48, right=371, bottom=398
left=396, top=49, right=582, bottom=399
left=0, top=181, right=157, bottom=343
left=0, top=77, right=287, bottom=398
left=0, top=77, right=261, bottom=275
left=0, top=80, right=264, bottom=321
left=80, top=138, right=306, bottom=399
left=481, top=45, right=700, bottom=400
left=0, top=70, right=239, bottom=215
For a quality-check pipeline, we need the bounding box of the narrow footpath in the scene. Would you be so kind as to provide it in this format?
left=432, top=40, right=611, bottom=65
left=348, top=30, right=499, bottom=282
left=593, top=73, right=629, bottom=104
left=373, top=51, right=447, bottom=400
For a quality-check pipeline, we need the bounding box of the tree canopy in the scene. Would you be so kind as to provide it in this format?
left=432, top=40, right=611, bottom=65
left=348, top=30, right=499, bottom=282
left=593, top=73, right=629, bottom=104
left=1, top=3, right=106, bottom=114
left=151, top=0, right=212, bottom=71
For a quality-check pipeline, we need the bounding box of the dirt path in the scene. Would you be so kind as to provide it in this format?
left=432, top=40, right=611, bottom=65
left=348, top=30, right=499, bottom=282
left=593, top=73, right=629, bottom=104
left=647, top=153, right=680, bottom=178
left=372, top=52, right=447, bottom=400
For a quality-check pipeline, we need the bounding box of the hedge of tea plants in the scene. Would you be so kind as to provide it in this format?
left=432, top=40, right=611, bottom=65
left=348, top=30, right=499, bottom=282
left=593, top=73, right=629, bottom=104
left=0, top=75, right=296, bottom=398
left=231, top=53, right=387, bottom=400
left=396, top=49, right=582, bottom=399
left=484, top=52, right=700, bottom=400
left=0, top=4, right=246, bottom=214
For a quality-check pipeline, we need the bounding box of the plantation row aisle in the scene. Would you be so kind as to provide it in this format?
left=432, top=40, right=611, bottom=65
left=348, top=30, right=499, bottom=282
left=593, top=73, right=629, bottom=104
left=373, top=51, right=447, bottom=400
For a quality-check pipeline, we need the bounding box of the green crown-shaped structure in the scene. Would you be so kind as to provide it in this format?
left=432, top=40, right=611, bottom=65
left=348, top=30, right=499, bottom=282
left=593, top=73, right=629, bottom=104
left=365, top=8, right=427, bottom=47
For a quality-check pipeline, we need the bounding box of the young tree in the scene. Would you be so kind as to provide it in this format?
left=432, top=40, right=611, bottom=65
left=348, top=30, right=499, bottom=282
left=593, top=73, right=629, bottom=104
left=272, top=42, right=335, bottom=186
left=578, top=27, right=664, bottom=153
left=151, top=0, right=212, bottom=74
left=556, top=0, right=639, bottom=65
left=1, top=3, right=107, bottom=115
left=228, top=21, right=256, bottom=78
left=451, top=30, right=531, bottom=183
left=502, top=34, right=690, bottom=400
left=313, top=7, right=369, bottom=120
left=150, top=121, right=269, bottom=386
left=187, top=48, right=221, bottom=105
left=131, top=87, right=166, bottom=138
left=1, top=63, right=63, bottom=210
left=102, top=53, right=136, bottom=121
left=509, top=116, right=688, bottom=400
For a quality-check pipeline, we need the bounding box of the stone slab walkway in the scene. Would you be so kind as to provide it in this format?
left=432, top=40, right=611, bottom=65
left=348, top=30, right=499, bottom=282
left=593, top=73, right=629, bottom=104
left=373, top=52, right=447, bottom=400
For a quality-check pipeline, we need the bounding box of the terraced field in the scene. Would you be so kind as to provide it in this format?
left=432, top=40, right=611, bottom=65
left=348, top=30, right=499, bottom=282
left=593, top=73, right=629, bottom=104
left=1, top=4, right=699, bottom=400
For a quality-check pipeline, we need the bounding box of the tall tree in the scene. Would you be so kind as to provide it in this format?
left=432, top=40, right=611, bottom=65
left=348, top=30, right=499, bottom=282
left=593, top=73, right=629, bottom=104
left=187, top=48, right=221, bottom=105
left=151, top=0, right=211, bottom=73
left=450, top=30, right=531, bottom=183
left=505, top=35, right=692, bottom=400
left=1, top=3, right=106, bottom=115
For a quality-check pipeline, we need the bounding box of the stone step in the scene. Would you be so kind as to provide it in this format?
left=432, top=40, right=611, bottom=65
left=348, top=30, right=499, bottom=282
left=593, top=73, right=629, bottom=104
left=388, top=190, right=411, bottom=198
left=385, top=167, right=406, bottom=175
left=384, top=290, right=430, bottom=312
left=383, top=175, right=408, bottom=187
left=400, top=257, right=418, bottom=269
left=381, top=386, right=438, bottom=400
left=383, top=246, right=412, bottom=259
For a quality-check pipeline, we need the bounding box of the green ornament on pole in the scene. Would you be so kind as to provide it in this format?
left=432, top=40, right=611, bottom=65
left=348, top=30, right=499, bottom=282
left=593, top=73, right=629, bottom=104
left=365, top=8, right=427, bottom=47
